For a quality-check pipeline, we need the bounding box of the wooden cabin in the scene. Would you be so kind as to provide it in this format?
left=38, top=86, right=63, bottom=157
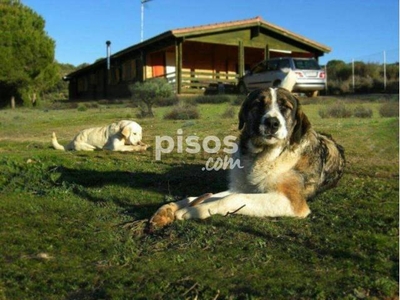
left=65, top=16, right=331, bottom=100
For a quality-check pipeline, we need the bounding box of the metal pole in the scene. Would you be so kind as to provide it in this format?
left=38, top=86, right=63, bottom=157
left=105, top=41, right=111, bottom=99
left=141, top=2, right=144, bottom=42
left=352, top=59, right=355, bottom=93
left=141, top=0, right=152, bottom=42
left=106, top=40, right=111, bottom=70
left=325, top=64, right=328, bottom=95
left=383, top=50, right=387, bottom=91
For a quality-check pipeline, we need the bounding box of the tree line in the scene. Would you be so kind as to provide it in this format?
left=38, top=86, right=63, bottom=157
left=326, top=60, right=399, bottom=94
left=0, top=1, right=398, bottom=108
left=0, top=0, right=82, bottom=108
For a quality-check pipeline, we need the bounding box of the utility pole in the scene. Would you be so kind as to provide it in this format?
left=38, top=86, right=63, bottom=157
left=324, top=64, right=328, bottom=95
left=141, top=0, right=152, bottom=42
left=106, top=40, right=111, bottom=70
left=383, top=50, right=387, bottom=91
left=105, top=40, right=111, bottom=99
left=352, top=59, right=355, bottom=93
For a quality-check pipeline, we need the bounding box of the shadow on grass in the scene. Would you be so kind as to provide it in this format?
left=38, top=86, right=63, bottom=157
left=52, top=164, right=228, bottom=219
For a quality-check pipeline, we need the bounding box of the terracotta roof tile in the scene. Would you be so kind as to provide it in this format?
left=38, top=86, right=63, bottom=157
left=171, top=16, right=263, bottom=34
left=171, top=16, right=330, bottom=53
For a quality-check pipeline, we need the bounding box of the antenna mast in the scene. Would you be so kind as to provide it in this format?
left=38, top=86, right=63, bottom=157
left=141, top=0, right=152, bottom=42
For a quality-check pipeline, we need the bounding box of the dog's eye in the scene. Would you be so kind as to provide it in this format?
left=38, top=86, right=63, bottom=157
left=279, top=105, right=288, bottom=112
left=250, top=100, right=262, bottom=111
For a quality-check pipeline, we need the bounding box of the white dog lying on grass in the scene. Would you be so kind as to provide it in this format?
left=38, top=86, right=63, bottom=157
left=51, top=120, right=148, bottom=152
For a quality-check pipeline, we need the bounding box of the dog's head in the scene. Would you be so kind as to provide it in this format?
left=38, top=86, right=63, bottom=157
left=118, top=120, right=143, bottom=145
left=238, top=88, right=310, bottom=148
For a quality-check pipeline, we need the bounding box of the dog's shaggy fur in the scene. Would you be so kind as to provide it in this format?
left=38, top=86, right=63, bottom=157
left=52, top=120, right=148, bottom=152
left=150, top=88, right=345, bottom=228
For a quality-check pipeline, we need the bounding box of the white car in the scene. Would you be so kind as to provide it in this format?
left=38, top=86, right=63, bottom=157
left=238, top=57, right=326, bottom=97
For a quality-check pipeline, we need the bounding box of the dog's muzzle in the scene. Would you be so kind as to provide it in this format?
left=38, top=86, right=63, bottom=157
left=264, top=117, right=280, bottom=135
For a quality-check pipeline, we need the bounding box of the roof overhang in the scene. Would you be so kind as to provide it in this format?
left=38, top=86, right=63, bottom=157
left=171, top=16, right=331, bottom=54
left=67, top=16, right=331, bottom=78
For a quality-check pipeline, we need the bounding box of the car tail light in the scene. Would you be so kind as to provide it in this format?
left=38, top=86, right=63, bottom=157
left=319, top=72, right=326, bottom=79
left=295, top=71, right=304, bottom=78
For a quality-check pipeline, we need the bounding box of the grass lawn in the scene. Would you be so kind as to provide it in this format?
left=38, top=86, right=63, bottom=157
left=0, top=96, right=398, bottom=299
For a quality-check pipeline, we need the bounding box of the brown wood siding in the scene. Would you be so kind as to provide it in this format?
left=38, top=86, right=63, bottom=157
left=182, top=42, right=240, bottom=74
left=66, top=17, right=328, bottom=99
left=187, top=28, right=311, bottom=54
left=150, top=51, right=166, bottom=77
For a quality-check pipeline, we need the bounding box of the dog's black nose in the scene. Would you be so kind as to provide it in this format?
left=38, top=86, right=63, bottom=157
left=264, top=117, right=280, bottom=133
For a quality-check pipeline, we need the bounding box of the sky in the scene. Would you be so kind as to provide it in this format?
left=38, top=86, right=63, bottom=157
left=22, top=0, right=399, bottom=66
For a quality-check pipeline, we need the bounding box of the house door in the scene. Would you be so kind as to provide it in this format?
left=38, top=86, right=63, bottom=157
left=165, top=52, right=175, bottom=82
left=151, top=52, right=165, bottom=77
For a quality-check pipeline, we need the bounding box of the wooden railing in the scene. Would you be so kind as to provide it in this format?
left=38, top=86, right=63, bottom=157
left=153, top=71, right=239, bottom=94
left=181, top=71, right=238, bottom=94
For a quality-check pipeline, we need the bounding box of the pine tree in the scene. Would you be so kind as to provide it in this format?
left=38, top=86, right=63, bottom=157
left=0, top=0, right=58, bottom=107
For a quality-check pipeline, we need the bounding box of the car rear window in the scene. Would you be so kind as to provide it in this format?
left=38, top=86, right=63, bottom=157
left=293, top=59, right=321, bottom=70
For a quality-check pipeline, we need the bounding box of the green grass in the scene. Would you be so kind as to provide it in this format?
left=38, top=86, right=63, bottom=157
left=0, top=97, right=398, bottom=299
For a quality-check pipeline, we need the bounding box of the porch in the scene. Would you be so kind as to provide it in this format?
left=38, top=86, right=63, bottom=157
left=154, top=70, right=239, bottom=95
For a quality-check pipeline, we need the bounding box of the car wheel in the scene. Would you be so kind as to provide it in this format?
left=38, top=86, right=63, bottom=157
left=306, top=91, right=319, bottom=97
left=237, top=82, right=248, bottom=94
left=272, top=80, right=281, bottom=87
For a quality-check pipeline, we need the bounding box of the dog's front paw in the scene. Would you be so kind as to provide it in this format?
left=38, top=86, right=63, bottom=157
left=175, top=205, right=216, bottom=220
left=148, top=203, right=179, bottom=229
left=139, top=142, right=150, bottom=151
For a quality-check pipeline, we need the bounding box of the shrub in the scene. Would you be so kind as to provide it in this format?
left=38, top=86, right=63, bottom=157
left=179, top=96, right=198, bottom=106
left=319, top=102, right=352, bottom=118
left=354, top=76, right=374, bottom=93
left=221, top=106, right=236, bottom=119
left=129, top=78, right=173, bottom=117
left=85, top=102, right=99, bottom=109
left=353, top=105, right=373, bottom=118
left=154, top=95, right=179, bottom=107
left=164, top=103, right=200, bottom=120
left=195, top=95, right=231, bottom=104
left=232, top=95, right=245, bottom=106
left=379, top=102, right=399, bottom=118
left=326, top=80, right=343, bottom=95
left=77, top=103, right=87, bottom=112
left=300, top=97, right=328, bottom=105
left=386, top=80, right=400, bottom=93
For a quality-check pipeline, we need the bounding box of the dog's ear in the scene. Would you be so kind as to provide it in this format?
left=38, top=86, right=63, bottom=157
left=238, top=90, right=261, bottom=130
left=238, top=104, right=246, bottom=130
left=120, top=125, right=131, bottom=138
left=290, top=96, right=311, bottom=145
left=279, top=70, right=297, bottom=92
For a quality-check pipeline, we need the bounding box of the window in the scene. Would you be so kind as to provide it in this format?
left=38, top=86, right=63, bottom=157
left=267, top=60, right=279, bottom=71
left=294, top=59, right=320, bottom=70
left=77, top=77, right=88, bottom=92
left=278, top=59, right=290, bottom=69
left=90, top=73, right=96, bottom=85
left=252, top=61, right=267, bottom=74
left=122, top=59, right=137, bottom=81
left=110, top=67, right=122, bottom=85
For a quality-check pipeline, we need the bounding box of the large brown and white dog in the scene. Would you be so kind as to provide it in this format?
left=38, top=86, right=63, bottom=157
left=52, top=120, right=148, bottom=152
left=149, top=88, right=345, bottom=228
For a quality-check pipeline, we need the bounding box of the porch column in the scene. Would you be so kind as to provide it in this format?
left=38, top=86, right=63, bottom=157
left=175, top=40, right=182, bottom=94
left=140, top=51, right=147, bottom=81
left=238, top=40, right=244, bottom=77
left=264, top=44, right=270, bottom=60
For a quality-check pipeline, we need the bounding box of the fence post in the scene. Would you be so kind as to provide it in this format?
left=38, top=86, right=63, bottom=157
left=175, top=40, right=182, bottom=94
left=238, top=40, right=244, bottom=78
left=264, top=44, right=270, bottom=61
left=325, top=65, right=328, bottom=95
left=352, top=59, right=355, bottom=93
left=383, top=50, right=387, bottom=91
